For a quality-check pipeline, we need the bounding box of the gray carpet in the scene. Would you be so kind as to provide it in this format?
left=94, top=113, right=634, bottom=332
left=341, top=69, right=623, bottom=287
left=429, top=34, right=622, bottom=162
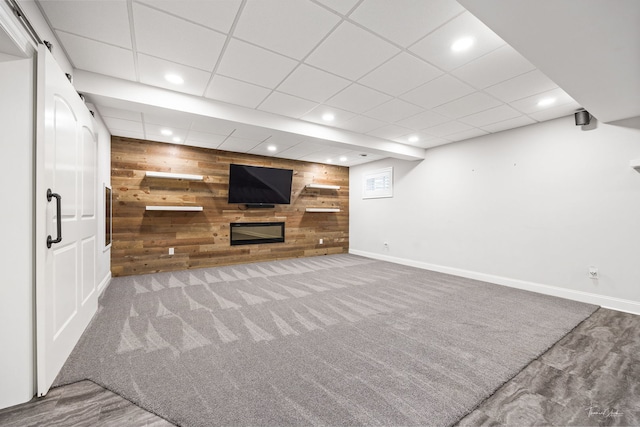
left=54, top=254, right=597, bottom=427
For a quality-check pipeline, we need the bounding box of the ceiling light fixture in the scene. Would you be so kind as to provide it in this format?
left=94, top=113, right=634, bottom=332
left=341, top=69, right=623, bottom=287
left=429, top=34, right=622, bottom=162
left=322, top=113, right=335, bottom=122
left=172, top=137, right=181, bottom=143
left=165, top=74, right=184, bottom=85
left=408, top=135, right=419, bottom=143
left=267, top=145, right=277, bottom=152
left=161, top=129, right=173, bottom=136
left=537, top=97, right=556, bottom=107
left=339, top=156, right=347, bottom=162
left=326, top=159, right=333, bottom=163
left=451, top=37, right=474, bottom=52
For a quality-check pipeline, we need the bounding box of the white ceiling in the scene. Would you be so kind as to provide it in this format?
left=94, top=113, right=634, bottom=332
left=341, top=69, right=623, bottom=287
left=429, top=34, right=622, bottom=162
left=460, top=0, right=640, bottom=124
left=32, top=0, right=589, bottom=165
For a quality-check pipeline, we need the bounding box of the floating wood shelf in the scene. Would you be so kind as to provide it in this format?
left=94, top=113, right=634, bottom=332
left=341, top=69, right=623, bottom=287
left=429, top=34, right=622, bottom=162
left=305, top=184, right=340, bottom=190
left=305, top=208, right=340, bottom=213
left=146, top=206, right=203, bottom=212
left=145, top=171, right=204, bottom=181
left=631, top=159, right=640, bottom=171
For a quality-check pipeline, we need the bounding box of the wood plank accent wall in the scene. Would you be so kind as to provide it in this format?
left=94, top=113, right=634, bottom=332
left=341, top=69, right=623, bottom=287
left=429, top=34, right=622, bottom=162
left=111, top=137, right=349, bottom=277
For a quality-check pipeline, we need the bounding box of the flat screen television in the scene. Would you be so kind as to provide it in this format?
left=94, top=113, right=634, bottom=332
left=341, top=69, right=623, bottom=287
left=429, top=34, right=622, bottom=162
left=227, top=164, right=293, bottom=206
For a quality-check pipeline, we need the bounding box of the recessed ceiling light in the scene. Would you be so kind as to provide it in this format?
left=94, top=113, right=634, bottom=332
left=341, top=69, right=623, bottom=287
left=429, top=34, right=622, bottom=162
left=339, top=156, right=347, bottom=162
left=161, top=129, right=173, bottom=136
left=165, top=74, right=184, bottom=85
left=326, top=159, right=333, bottom=163
left=537, top=97, right=556, bottom=107
left=408, top=135, right=419, bottom=143
left=451, top=37, right=474, bottom=52
left=267, top=145, right=277, bottom=152
left=172, top=136, right=181, bottom=143
left=322, top=113, right=335, bottom=122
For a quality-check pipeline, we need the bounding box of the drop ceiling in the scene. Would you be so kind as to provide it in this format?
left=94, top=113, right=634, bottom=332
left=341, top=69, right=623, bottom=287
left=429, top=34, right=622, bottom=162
left=31, top=0, right=590, bottom=165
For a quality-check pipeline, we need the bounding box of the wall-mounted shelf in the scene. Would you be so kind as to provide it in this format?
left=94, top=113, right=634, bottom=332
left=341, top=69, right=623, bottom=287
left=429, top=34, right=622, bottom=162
left=145, top=171, right=203, bottom=181
left=305, top=208, right=340, bottom=213
left=631, top=159, right=640, bottom=171
left=146, top=206, right=203, bottom=212
left=305, top=184, right=340, bottom=190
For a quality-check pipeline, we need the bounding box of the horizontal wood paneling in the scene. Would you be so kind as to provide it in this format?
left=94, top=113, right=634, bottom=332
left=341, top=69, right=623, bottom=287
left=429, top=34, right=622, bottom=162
left=111, top=137, right=349, bottom=276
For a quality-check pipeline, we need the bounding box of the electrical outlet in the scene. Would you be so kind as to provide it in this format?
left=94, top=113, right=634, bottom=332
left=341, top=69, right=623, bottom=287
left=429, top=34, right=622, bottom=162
left=588, top=266, right=598, bottom=279
left=169, top=247, right=174, bottom=255
left=319, top=238, right=323, bottom=245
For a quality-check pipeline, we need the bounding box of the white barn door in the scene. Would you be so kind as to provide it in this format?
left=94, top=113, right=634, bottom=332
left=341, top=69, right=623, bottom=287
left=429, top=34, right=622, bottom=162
left=35, top=46, right=99, bottom=396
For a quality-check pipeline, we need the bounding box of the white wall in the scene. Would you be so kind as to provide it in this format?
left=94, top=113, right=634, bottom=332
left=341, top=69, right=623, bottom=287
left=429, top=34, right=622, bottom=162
left=350, top=116, right=640, bottom=313
left=0, top=55, right=35, bottom=409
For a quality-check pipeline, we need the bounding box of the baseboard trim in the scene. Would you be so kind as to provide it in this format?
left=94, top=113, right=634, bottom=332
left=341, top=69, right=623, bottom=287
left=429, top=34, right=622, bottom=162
left=97, top=271, right=112, bottom=296
left=349, top=249, right=640, bottom=316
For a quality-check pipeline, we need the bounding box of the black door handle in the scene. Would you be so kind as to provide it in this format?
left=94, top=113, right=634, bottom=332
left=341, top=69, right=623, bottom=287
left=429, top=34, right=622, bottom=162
left=47, top=189, right=62, bottom=248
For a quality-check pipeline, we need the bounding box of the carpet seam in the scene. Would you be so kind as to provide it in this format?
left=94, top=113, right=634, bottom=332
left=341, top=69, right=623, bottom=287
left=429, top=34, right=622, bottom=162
left=448, top=304, right=601, bottom=427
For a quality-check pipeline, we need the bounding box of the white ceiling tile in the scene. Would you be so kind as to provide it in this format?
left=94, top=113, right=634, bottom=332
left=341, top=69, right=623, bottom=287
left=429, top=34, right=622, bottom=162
left=218, top=136, right=262, bottom=153
left=248, top=141, right=296, bottom=157
left=350, top=0, right=464, bottom=47
left=326, top=84, right=392, bottom=114
left=396, top=110, right=450, bottom=130
left=184, top=131, right=227, bottom=147
left=142, top=112, right=192, bottom=129
left=258, top=92, right=318, bottom=118
left=144, top=122, right=189, bottom=135
left=433, top=92, right=502, bottom=119
left=204, top=75, right=271, bottom=108
left=485, top=70, right=559, bottom=103
left=39, top=0, right=131, bottom=48
left=358, top=53, right=442, bottom=96
left=334, top=115, right=386, bottom=133
left=452, top=45, right=536, bottom=89
left=136, top=0, right=241, bottom=33
left=145, top=123, right=188, bottom=139
left=458, top=104, right=522, bottom=127
left=300, top=105, right=357, bottom=126
left=480, top=115, right=536, bottom=133
left=528, top=101, right=582, bottom=122
left=97, top=106, right=142, bottom=122
left=217, top=38, right=298, bottom=88
left=392, top=133, right=451, bottom=149
left=305, top=21, right=400, bottom=80
left=234, top=0, right=339, bottom=59
left=56, top=32, right=136, bottom=80
left=509, top=88, right=576, bottom=115
left=277, top=143, right=325, bottom=159
left=400, top=74, right=475, bottom=109
left=102, top=117, right=144, bottom=133
left=189, top=117, right=237, bottom=135
left=364, top=99, right=423, bottom=122
left=133, top=3, right=224, bottom=71
left=446, top=128, right=489, bottom=142
left=110, top=129, right=146, bottom=140
left=367, top=124, right=413, bottom=140
left=313, top=0, right=360, bottom=15
left=391, top=131, right=431, bottom=145
left=409, top=12, right=505, bottom=71
left=185, top=139, right=224, bottom=150
left=423, top=121, right=473, bottom=137
left=420, top=138, right=452, bottom=149
left=231, top=125, right=275, bottom=141
left=137, top=54, right=212, bottom=96
left=277, top=64, right=350, bottom=103
left=262, top=133, right=303, bottom=148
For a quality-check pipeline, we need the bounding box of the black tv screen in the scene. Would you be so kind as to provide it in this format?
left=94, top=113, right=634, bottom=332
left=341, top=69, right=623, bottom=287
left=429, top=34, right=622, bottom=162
left=228, top=164, right=293, bottom=205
